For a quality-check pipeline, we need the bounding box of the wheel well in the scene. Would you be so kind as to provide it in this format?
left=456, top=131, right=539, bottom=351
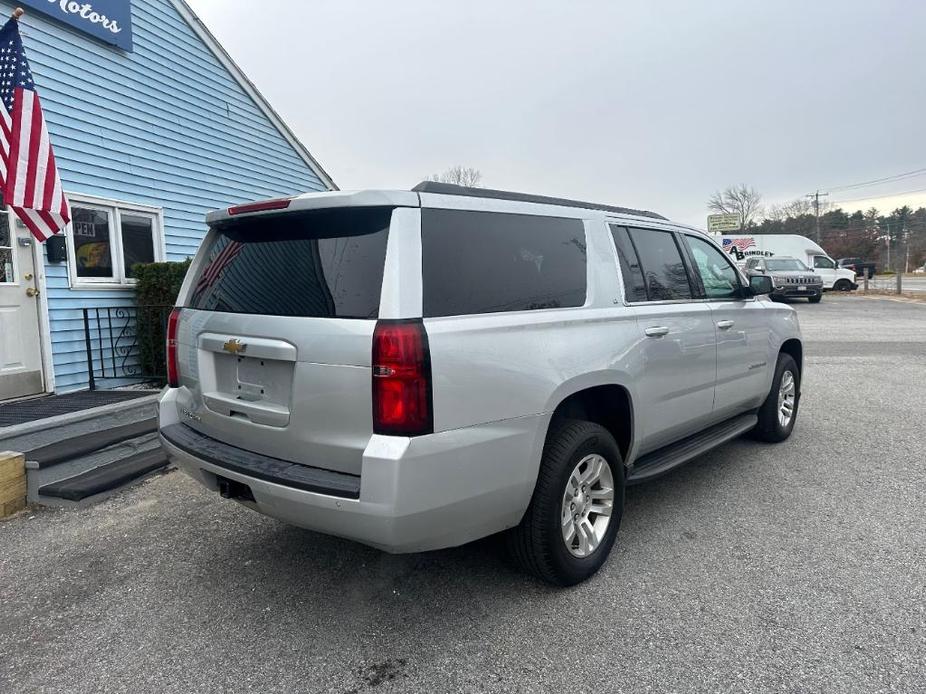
left=780, top=338, right=803, bottom=376
left=548, top=385, right=632, bottom=461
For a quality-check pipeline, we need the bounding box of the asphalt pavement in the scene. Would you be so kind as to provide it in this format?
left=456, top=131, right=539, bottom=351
left=1, top=295, right=924, bottom=694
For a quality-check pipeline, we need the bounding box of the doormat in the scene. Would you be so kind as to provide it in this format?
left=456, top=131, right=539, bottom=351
left=0, top=391, right=154, bottom=428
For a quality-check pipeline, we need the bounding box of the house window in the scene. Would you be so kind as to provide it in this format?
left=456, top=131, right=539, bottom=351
left=0, top=211, right=14, bottom=284
left=120, top=214, right=156, bottom=278
left=67, top=196, right=164, bottom=287
left=72, top=207, right=115, bottom=279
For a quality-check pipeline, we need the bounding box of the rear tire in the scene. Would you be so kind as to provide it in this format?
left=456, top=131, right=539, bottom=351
left=751, top=353, right=800, bottom=443
left=508, top=420, right=625, bottom=586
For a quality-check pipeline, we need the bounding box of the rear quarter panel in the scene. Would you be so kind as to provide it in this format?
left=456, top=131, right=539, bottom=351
left=425, top=308, right=643, bottom=433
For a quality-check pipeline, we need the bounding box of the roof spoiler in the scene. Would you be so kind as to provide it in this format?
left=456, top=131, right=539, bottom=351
left=412, top=181, right=667, bottom=220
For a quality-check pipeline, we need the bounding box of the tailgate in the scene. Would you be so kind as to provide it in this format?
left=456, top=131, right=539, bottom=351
left=169, top=206, right=394, bottom=476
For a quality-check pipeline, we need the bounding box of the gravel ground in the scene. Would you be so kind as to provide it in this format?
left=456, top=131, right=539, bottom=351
left=1, top=295, right=924, bottom=694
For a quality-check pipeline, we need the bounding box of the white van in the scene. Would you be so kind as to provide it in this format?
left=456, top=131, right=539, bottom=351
left=718, top=234, right=858, bottom=291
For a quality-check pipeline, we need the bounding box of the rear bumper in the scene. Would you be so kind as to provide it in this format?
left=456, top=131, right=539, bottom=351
left=158, top=392, right=544, bottom=553
left=161, top=424, right=361, bottom=498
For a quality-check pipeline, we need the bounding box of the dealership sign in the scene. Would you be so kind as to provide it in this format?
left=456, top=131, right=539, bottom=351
left=707, top=213, right=741, bottom=233
left=19, top=0, right=133, bottom=51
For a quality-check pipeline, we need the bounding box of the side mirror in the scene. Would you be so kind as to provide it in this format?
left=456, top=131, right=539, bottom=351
left=749, top=275, right=773, bottom=296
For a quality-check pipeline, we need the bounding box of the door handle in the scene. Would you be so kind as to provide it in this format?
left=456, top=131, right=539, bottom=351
left=26, top=287, right=40, bottom=298
left=717, top=320, right=735, bottom=330
left=644, top=326, right=670, bottom=337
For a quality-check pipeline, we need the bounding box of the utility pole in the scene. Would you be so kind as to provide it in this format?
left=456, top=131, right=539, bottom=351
left=885, top=222, right=891, bottom=270
left=806, top=190, right=829, bottom=243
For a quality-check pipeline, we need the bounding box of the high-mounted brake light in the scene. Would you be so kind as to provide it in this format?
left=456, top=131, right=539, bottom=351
left=227, top=198, right=292, bottom=216
left=372, top=320, right=433, bottom=436
left=166, top=308, right=182, bottom=388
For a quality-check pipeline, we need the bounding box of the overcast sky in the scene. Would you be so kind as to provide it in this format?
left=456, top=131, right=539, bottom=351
left=186, top=0, right=926, bottom=227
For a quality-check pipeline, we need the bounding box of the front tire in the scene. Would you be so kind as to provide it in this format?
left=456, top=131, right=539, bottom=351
left=808, top=294, right=822, bottom=303
left=509, top=421, right=625, bottom=586
left=835, top=279, right=853, bottom=291
left=751, top=353, right=800, bottom=442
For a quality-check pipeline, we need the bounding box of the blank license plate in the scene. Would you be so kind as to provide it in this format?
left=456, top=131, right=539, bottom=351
left=797, top=286, right=807, bottom=291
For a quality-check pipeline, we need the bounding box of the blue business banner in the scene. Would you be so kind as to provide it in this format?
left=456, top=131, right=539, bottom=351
left=19, top=0, right=133, bottom=51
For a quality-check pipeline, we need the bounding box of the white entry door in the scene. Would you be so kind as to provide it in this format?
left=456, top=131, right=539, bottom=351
left=0, top=212, right=44, bottom=401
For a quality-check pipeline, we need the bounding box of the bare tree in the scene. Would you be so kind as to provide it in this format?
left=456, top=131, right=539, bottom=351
left=783, top=197, right=816, bottom=218
left=428, top=166, right=483, bottom=188
left=708, top=184, right=763, bottom=229
left=766, top=197, right=814, bottom=222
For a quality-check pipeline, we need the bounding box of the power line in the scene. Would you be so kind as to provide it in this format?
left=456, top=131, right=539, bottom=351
left=826, top=167, right=926, bottom=193
left=829, top=185, right=926, bottom=205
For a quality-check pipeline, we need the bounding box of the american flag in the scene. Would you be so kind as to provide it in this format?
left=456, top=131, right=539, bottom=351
left=194, top=239, right=243, bottom=293
left=722, top=237, right=756, bottom=251
left=0, top=18, right=70, bottom=242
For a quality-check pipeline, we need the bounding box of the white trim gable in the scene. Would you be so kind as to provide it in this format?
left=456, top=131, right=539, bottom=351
left=169, top=0, right=338, bottom=192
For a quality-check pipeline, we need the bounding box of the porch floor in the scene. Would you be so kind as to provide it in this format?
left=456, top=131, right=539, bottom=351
left=0, top=391, right=154, bottom=428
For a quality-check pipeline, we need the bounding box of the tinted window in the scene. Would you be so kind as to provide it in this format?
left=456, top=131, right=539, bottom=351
left=609, top=225, right=647, bottom=302
left=813, top=256, right=835, bottom=269
left=685, top=235, right=741, bottom=299
left=766, top=258, right=809, bottom=271
left=422, top=209, right=587, bottom=317
left=188, top=207, right=391, bottom=318
left=627, top=228, right=693, bottom=300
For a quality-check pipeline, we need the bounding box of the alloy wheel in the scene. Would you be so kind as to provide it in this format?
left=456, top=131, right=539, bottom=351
left=778, top=370, right=796, bottom=428
left=561, top=454, right=615, bottom=558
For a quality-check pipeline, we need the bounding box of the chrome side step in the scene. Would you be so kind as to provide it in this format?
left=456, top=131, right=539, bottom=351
left=626, top=413, right=758, bottom=485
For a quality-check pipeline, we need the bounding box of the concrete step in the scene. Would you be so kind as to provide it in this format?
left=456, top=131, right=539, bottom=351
left=27, top=432, right=168, bottom=508
left=38, top=449, right=168, bottom=504
left=28, top=417, right=157, bottom=469
left=0, top=391, right=168, bottom=509
left=0, top=393, right=160, bottom=455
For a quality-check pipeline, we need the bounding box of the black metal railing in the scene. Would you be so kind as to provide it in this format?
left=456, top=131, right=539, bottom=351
left=82, top=305, right=173, bottom=390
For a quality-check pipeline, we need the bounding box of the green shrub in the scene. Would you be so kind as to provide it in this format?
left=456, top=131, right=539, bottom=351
left=133, top=259, right=191, bottom=384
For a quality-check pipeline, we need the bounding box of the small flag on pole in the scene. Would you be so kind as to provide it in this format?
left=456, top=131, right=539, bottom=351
left=0, top=15, right=70, bottom=242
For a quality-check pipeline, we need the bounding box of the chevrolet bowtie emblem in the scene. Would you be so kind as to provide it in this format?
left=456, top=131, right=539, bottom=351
left=223, top=338, right=247, bottom=355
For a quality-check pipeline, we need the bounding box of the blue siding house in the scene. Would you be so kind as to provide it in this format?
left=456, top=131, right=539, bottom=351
left=0, top=0, right=333, bottom=398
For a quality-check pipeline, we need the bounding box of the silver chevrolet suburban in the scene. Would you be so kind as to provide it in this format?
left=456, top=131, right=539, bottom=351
left=159, top=182, right=803, bottom=586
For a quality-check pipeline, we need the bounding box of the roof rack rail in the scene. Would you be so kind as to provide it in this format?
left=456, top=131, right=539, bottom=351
left=411, top=181, right=667, bottom=220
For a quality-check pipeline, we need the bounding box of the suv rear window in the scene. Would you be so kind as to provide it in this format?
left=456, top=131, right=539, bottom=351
left=188, top=207, right=392, bottom=318
left=421, top=209, right=587, bottom=317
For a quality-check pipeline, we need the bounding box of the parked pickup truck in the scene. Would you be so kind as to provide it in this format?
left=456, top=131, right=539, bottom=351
left=838, top=258, right=877, bottom=278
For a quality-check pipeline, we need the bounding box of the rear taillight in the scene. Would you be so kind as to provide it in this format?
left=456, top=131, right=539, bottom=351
left=372, top=320, right=433, bottom=436
left=227, top=198, right=291, bottom=215
left=166, top=308, right=181, bottom=388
